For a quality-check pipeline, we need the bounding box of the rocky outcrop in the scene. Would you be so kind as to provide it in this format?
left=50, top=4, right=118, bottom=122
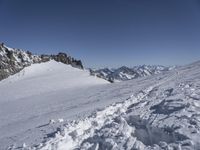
left=0, top=43, right=41, bottom=80
left=51, top=53, right=83, bottom=69
left=0, top=43, right=83, bottom=81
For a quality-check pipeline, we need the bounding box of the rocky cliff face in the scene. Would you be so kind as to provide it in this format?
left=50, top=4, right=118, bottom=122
left=0, top=43, right=83, bottom=81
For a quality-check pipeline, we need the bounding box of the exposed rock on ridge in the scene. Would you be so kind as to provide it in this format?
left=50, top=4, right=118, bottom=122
left=0, top=43, right=83, bottom=81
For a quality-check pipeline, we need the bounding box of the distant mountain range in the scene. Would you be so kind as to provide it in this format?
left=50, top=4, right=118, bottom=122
left=1, top=43, right=200, bottom=150
left=90, top=65, right=175, bottom=82
left=0, top=43, right=83, bottom=81
left=0, top=42, right=175, bottom=82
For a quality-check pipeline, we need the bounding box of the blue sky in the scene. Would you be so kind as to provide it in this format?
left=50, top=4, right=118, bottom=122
left=0, top=0, right=200, bottom=67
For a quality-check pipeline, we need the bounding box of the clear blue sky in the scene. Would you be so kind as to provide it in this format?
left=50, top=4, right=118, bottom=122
left=0, top=0, right=200, bottom=68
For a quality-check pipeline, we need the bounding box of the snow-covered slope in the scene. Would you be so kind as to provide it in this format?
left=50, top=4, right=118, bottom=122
left=0, top=60, right=108, bottom=149
left=0, top=60, right=107, bottom=100
left=1, top=60, right=200, bottom=150
left=34, top=61, right=200, bottom=150
left=90, top=65, right=174, bottom=82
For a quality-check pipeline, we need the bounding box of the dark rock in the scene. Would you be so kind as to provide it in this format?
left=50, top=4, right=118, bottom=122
left=51, top=52, right=83, bottom=69
left=41, top=54, right=50, bottom=62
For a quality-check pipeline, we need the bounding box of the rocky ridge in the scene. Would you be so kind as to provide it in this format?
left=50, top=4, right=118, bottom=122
left=0, top=43, right=83, bottom=81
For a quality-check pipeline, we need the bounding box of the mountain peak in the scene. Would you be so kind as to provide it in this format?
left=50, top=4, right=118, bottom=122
left=0, top=43, right=83, bottom=81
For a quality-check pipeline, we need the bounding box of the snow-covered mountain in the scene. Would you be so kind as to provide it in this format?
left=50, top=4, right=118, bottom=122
left=1, top=58, right=200, bottom=149
left=0, top=60, right=108, bottom=150
left=0, top=42, right=174, bottom=83
left=1, top=43, right=200, bottom=150
left=35, top=61, right=200, bottom=150
left=90, top=65, right=174, bottom=82
left=0, top=43, right=83, bottom=81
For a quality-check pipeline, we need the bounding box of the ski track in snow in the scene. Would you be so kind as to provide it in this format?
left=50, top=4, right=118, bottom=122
left=2, top=61, right=200, bottom=150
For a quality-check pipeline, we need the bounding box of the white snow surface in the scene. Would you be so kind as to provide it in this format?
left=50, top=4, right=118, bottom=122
left=1, top=60, right=200, bottom=150
left=0, top=60, right=107, bottom=100
left=0, top=61, right=108, bottom=149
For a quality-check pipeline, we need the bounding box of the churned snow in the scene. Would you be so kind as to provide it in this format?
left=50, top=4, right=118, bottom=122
left=1, top=60, right=200, bottom=150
